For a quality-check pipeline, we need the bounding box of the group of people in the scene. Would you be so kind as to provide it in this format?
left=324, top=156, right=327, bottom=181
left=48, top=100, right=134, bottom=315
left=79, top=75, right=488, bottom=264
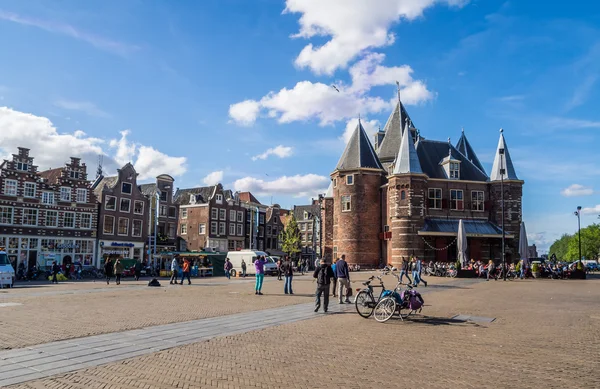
left=312, top=254, right=353, bottom=313
left=398, top=256, right=428, bottom=287
left=169, top=257, right=192, bottom=285
left=102, top=257, right=137, bottom=285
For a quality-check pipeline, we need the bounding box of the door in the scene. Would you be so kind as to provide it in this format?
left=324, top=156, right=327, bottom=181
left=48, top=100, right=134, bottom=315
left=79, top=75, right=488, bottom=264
left=28, top=251, right=37, bottom=270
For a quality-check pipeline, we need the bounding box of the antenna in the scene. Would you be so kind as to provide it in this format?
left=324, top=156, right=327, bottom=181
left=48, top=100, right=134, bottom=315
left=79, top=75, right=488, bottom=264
left=96, top=155, right=103, bottom=178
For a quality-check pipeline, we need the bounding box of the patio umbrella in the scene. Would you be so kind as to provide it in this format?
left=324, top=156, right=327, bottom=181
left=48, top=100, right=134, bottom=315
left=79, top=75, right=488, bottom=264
left=519, top=222, right=529, bottom=268
left=457, top=219, right=468, bottom=267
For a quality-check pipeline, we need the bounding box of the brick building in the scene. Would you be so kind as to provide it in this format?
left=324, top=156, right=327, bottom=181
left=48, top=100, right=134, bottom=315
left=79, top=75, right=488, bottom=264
left=140, top=174, right=179, bottom=255
left=293, top=204, right=320, bottom=263
left=92, top=163, right=149, bottom=264
left=238, top=192, right=285, bottom=255
left=175, top=184, right=245, bottom=253
left=0, top=148, right=98, bottom=270
left=322, top=96, right=524, bottom=267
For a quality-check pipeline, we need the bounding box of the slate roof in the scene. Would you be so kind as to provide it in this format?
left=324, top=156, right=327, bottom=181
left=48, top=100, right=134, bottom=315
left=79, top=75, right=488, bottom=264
left=238, top=191, right=261, bottom=204
left=392, top=120, right=423, bottom=175
left=174, top=186, right=215, bottom=205
left=39, top=167, right=63, bottom=184
left=139, top=183, right=157, bottom=198
left=293, top=204, right=319, bottom=221
left=336, top=121, right=384, bottom=171
left=415, top=140, right=488, bottom=182
left=377, top=101, right=414, bottom=163
left=92, top=176, right=118, bottom=200
left=324, top=182, right=333, bottom=198
left=490, top=131, right=519, bottom=181
left=420, top=219, right=513, bottom=238
left=456, top=130, right=487, bottom=174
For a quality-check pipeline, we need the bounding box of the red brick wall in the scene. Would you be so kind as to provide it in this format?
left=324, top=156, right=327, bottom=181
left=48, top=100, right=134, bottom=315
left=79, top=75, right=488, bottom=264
left=180, top=205, right=209, bottom=251
left=322, top=197, right=334, bottom=261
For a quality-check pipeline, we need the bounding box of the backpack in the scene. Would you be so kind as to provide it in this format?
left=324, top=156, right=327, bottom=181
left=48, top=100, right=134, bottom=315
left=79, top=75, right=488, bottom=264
left=408, top=290, right=423, bottom=310
left=148, top=278, right=161, bottom=287
left=317, top=267, right=329, bottom=285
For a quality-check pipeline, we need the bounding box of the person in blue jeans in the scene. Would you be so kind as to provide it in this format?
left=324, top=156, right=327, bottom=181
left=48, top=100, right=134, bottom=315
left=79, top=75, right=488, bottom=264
left=282, top=256, right=294, bottom=294
left=412, top=257, right=428, bottom=287
left=331, top=259, right=338, bottom=297
left=254, top=256, right=267, bottom=295
left=224, top=258, right=233, bottom=280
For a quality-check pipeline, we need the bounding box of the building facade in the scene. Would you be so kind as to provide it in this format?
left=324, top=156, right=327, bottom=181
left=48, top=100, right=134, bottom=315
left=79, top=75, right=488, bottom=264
left=0, top=148, right=98, bottom=270
left=264, top=204, right=285, bottom=256
left=294, top=204, right=320, bottom=263
left=322, top=95, right=524, bottom=267
left=93, top=163, right=149, bottom=264
left=140, top=174, right=179, bottom=256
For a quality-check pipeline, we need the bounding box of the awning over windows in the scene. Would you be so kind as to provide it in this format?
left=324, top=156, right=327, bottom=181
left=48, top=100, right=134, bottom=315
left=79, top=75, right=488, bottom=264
left=418, top=219, right=514, bottom=239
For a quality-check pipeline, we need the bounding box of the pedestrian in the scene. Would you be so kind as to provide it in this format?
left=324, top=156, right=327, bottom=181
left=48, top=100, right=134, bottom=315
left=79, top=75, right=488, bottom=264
left=276, top=258, right=283, bottom=281
left=400, top=256, right=413, bottom=284
left=282, top=256, right=294, bottom=294
left=241, top=259, right=247, bottom=278
left=76, top=262, right=83, bottom=281
left=180, top=258, right=191, bottom=285
left=412, top=257, right=428, bottom=287
left=520, top=259, right=525, bottom=280
left=254, top=256, right=267, bottom=295
left=64, top=262, right=71, bottom=280
left=104, top=258, right=113, bottom=285
left=487, top=260, right=495, bottom=281
left=331, top=258, right=338, bottom=297
left=336, top=254, right=351, bottom=304
left=300, top=258, right=305, bottom=275
left=313, top=259, right=335, bottom=312
left=114, top=258, right=124, bottom=285
left=134, top=260, right=142, bottom=281
left=170, top=257, right=179, bottom=284
left=314, top=257, right=320, bottom=271
left=51, top=261, right=60, bottom=284
left=224, top=258, right=233, bottom=280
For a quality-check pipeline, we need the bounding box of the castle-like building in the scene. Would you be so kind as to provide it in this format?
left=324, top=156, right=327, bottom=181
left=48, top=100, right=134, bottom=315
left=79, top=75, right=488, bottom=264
left=321, top=98, right=524, bottom=268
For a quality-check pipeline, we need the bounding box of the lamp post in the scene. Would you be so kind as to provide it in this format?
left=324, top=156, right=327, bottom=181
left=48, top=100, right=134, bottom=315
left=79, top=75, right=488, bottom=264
left=499, top=130, right=506, bottom=281
left=574, top=206, right=582, bottom=262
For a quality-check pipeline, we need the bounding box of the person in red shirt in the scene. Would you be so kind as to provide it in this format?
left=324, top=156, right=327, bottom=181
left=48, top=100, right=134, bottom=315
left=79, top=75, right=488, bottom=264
left=180, top=258, right=191, bottom=285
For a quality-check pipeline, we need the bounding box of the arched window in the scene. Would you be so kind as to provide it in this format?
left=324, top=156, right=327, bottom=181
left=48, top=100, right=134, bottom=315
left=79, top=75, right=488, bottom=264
left=401, top=190, right=406, bottom=200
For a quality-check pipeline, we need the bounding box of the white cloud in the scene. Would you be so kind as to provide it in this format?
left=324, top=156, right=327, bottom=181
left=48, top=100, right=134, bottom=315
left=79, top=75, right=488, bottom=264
left=252, top=145, right=294, bottom=161
left=561, top=184, right=594, bottom=197
left=228, top=100, right=261, bottom=126
left=54, top=99, right=110, bottom=118
left=342, top=117, right=380, bottom=143
left=203, top=171, right=224, bottom=186
left=546, top=117, right=600, bottom=130
left=233, top=174, right=329, bottom=197
left=285, top=0, right=469, bottom=74
left=0, top=106, right=186, bottom=181
left=581, top=204, right=600, bottom=215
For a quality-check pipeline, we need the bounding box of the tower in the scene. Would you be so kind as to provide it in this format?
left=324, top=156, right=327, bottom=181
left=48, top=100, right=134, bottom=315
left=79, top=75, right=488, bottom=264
left=331, top=120, right=385, bottom=267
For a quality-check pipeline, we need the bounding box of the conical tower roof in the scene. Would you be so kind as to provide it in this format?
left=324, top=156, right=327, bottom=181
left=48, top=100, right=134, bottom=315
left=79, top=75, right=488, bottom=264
left=456, top=129, right=486, bottom=174
left=392, top=119, right=423, bottom=175
left=490, top=129, right=519, bottom=181
left=324, top=181, right=333, bottom=198
left=377, top=100, right=414, bottom=163
left=336, top=120, right=384, bottom=171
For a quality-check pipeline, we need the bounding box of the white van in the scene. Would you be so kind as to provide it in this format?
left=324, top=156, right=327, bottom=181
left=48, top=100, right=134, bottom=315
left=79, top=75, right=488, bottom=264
left=226, top=250, right=277, bottom=277
left=0, top=250, right=15, bottom=288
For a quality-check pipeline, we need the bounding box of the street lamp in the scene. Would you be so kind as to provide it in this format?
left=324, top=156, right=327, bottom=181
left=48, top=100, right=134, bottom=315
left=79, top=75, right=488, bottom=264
left=574, top=206, right=582, bottom=262
left=499, top=130, right=506, bottom=281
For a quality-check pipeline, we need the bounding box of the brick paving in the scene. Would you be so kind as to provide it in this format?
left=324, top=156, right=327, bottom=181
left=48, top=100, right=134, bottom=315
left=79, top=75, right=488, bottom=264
left=4, top=275, right=600, bottom=388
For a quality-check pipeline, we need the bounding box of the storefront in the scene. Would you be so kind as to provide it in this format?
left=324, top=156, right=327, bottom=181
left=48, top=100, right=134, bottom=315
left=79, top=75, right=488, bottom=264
left=98, top=240, right=144, bottom=265
left=0, top=235, right=96, bottom=270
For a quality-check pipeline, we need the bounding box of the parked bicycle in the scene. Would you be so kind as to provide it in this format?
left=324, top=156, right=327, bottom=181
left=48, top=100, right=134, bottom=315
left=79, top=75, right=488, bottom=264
left=373, top=280, right=424, bottom=323
left=354, top=274, right=388, bottom=318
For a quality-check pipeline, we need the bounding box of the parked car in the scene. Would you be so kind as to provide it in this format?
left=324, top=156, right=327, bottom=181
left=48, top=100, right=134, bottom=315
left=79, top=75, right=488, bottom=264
left=0, top=250, right=15, bottom=288
left=585, top=262, right=599, bottom=272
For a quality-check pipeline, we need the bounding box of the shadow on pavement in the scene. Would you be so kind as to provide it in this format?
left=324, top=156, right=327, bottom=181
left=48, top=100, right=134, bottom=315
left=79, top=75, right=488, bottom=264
left=384, top=315, right=482, bottom=327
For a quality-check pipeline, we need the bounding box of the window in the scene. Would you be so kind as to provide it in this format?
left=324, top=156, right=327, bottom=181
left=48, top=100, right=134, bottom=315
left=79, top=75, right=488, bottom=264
left=199, top=223, right=206, bottom=234
left=42, top=192, right=55, bottom=205
left=237, top=211, right=243, bottom=222
left=120, top=198, right=131, bottom=213
left=267, top=225, right=272, bottom=235
left=16, top=162, right=28, bottom=171
left=273, top=227, right=277, bottom=236
left=471, top=191, right=485, bottom=211
left=303, top=211, right=308, bottom=220
left=346, top=175, right=354, bottom=185
left=308, top=234, right=313, bottom=242
left=400, top=191, right=406, bottom=200
left=76, top=188, right=87, bottom=203
left=229, top=223, right=236, bottom=235
left=216, top=194, right=223, bottom=204
left=63, top=212, right=75, bottom=228
left=23, top=209, right=38, bottom=226
left=219, top=209, right=226, bottom=220
left=333, top=178, right=337, bottom=188
left=134, top=201, right=144, bottom=215
left=118, top=218, right=129, bottom=235
left=160, top=191, right=167, bottom=202
left=69, top=170, right=79, bottom=179
left=180, top=223, right=188, bottom=235
left=259, top=226, right=264, bottom=237
left=0, top=206, right=13, bottom=224
left=60, top=187, right=71, bottom=202
left=450, top=189, right=464, bottom=210
left=105, top=196, right=117, bottom=211
left=121, top=182, right=132, bottom=194
left=80, top=213, right=92, bottom=229
left=259, top=214, right=265, bottom=224
left=237, top=224, right=243, bottom=236
left=333, top=246, right=338, bottom=261
left=219, top=222, right=226, bottom=235
left=169, top=207, right=176, bottom=218
left=428, top=188, right=442, bottom=209
left=168, top=224, right=176, bottom=237
left=301, top=223, right=306, bottom=231
left=274, top=216, right=278, bottom=224
left=4, top=179, right=17, bottom=196
left=230, top=210, right=236, bottom=221
left=132, top=220, right=142, bottom=237
left=211, top=222, right=218, bottom=235
left=228, top=240, right=236, bottom=250
left=160, top=205, right=167, bottom=217
left=341, top=195, right=351, bottom=212
left=449, top=162, right=460, bottom=179
left=182, top=208, right=188, bottom=219
left=103, top=215, right=115, bottom=234
left=211, top=208, right=218, bottom=219
left=24, top=182, right=36, bottom=198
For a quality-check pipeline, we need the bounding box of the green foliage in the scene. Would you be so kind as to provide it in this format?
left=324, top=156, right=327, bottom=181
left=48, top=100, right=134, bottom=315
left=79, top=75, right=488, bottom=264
left=281, top=215, right=301, bottom=258
left=549, top=234, right=570, bottom=261
left=515, top=262, right=521, bottom=272
left=549, top=224, right=600, bottom=262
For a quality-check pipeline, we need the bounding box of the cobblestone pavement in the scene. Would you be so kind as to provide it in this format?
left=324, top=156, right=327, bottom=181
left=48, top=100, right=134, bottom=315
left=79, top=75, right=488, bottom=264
left=6, top=276, right=600, bottom=389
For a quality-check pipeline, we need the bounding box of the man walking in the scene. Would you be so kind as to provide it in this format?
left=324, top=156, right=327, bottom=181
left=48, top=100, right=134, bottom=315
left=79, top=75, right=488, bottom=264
left=336, top=254, right=351, bottom=304
left=241, top=259, right=247, bottom=278
left=180, top=258, right=191, bottom=285
left=282, top=256, right=294, bottom=294
left=412, top=257, right=428, bottom=287
left=400, top=256, right=412, bottom=284
left=313, top=259, right=334, bottom=312
left=51, top=261, right=60, bottom=284
left=104, top=258, right=113, bottom=285
left=170, top=256, right=179, bottom=285
left=224, top=258, right=233, bottom=280
left=134, top=260, right=142, bottom=281
left=331, top=258, right=338, bottom=297
left=114, top=258, right=123, bottom=285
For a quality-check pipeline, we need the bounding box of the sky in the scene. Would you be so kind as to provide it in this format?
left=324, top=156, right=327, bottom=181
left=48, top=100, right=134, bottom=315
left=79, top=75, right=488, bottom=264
left=0, top=0, right=599, bottom=252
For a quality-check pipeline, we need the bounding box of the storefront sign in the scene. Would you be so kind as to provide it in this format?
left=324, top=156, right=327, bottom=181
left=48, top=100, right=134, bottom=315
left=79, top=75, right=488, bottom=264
left=109, top=242, right=135, bottom=247
left=56, top=243, right=79, bottom=249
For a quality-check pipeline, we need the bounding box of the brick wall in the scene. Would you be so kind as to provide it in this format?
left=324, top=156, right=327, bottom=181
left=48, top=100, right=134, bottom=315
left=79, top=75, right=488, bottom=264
left=180, top=205, right=209, bottom=251
left=322, top=197, right=334, bottom=261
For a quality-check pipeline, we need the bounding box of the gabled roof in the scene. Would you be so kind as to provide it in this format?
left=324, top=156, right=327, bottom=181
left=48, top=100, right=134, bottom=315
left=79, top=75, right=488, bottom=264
left=456, top=130, right=486, bottom=174
left=239, top=191, right=261, bottom=204
left=39, top=167, right=63, bottom=184
left=139, top=183, right=157, bottom=198
left=377, top=100, right=414, bottom=163
left=336, top=121, right=384, bottom=171
left=416, top=140, right=488, bottom=182
left=490, top=130, right=519, bottom=181
left=174, top=186, right=215, bottom=205
left=392, top=119, right=423, bottom=175
left=294, top=204, right=320, bottom=221
left=92, top=176, right=118, bottom=200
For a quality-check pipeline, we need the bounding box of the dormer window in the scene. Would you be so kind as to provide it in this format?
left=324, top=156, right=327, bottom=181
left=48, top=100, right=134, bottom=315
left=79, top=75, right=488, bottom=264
left=70, top=171, right=80, bottom=179
left=16, top=162, right=28, bottom=172
left=440, top=154, right=461, bottom=180
left=216, top=194, right=223, bottom=204
left=304, top=211, right=308, bottom=219
left=449, top=162, right=460, bottom=179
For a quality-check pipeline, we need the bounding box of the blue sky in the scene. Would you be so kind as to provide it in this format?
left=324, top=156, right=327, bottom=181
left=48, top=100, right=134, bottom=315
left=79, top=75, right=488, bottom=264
left=0, top=0, right=599, bottom=252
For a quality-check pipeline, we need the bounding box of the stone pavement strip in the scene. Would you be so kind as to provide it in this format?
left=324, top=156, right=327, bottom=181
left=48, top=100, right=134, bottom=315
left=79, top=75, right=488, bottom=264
left=0, top=301, right=353, bottom=387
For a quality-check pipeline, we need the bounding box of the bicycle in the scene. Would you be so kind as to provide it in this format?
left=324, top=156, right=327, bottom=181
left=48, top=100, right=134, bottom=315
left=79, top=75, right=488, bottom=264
left=354, top=274, right=388, bottom=318
left=373, top=280, right=424, bottom=323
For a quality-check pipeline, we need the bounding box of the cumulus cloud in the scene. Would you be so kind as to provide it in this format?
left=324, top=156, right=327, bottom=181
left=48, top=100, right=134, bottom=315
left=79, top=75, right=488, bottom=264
left=228, top=100, right=261, bottom=126
left=0, top=107, right=186, bottom=181
left=342, top=117, right=380, bottom=143
left=581, top=204, right=600, bottom=215
left=561, top=184, right=594, bottom=197
left=233, top=174, right=329, bottom=197
left=285, top=0, right=469, bottom=74
left=252, top=145, right=294, bottom=161
left=203, top=171, right=224, bottom=186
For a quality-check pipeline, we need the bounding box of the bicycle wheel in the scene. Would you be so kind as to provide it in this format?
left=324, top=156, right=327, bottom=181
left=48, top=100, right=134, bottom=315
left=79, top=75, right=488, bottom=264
left=374, top=297, right=396, bottom=323
left=355, top=290, right=375, bottom=318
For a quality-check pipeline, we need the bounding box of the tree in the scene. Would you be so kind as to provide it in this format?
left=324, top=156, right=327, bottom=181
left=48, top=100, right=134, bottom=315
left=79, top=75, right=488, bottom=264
left=549, top=233, right=571, bottom=261
left=281, top=215, right=301, bottom=259
left=565, top=223, right=600, bottom=262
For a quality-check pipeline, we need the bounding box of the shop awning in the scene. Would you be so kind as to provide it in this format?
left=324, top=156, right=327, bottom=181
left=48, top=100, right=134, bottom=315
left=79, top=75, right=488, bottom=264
left=418, top=219, right=514, bottom=239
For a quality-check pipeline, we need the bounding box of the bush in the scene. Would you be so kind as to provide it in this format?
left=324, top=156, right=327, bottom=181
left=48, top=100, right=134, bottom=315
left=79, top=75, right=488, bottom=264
left=48, top=273, right=68, bottom=282
left=515, top=262, right=521, bottom=272
left=532, top=263, right=539, bottom=273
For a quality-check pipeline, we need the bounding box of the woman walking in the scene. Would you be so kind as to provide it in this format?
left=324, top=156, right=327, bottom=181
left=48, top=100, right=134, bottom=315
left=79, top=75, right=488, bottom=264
left=114, top=258, right=124, bottom=285
left=254, top=256, right=267, bottom=295
left=487, top=260, right=495, bottom=281
left=104, top=258, right=113, bottom=285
